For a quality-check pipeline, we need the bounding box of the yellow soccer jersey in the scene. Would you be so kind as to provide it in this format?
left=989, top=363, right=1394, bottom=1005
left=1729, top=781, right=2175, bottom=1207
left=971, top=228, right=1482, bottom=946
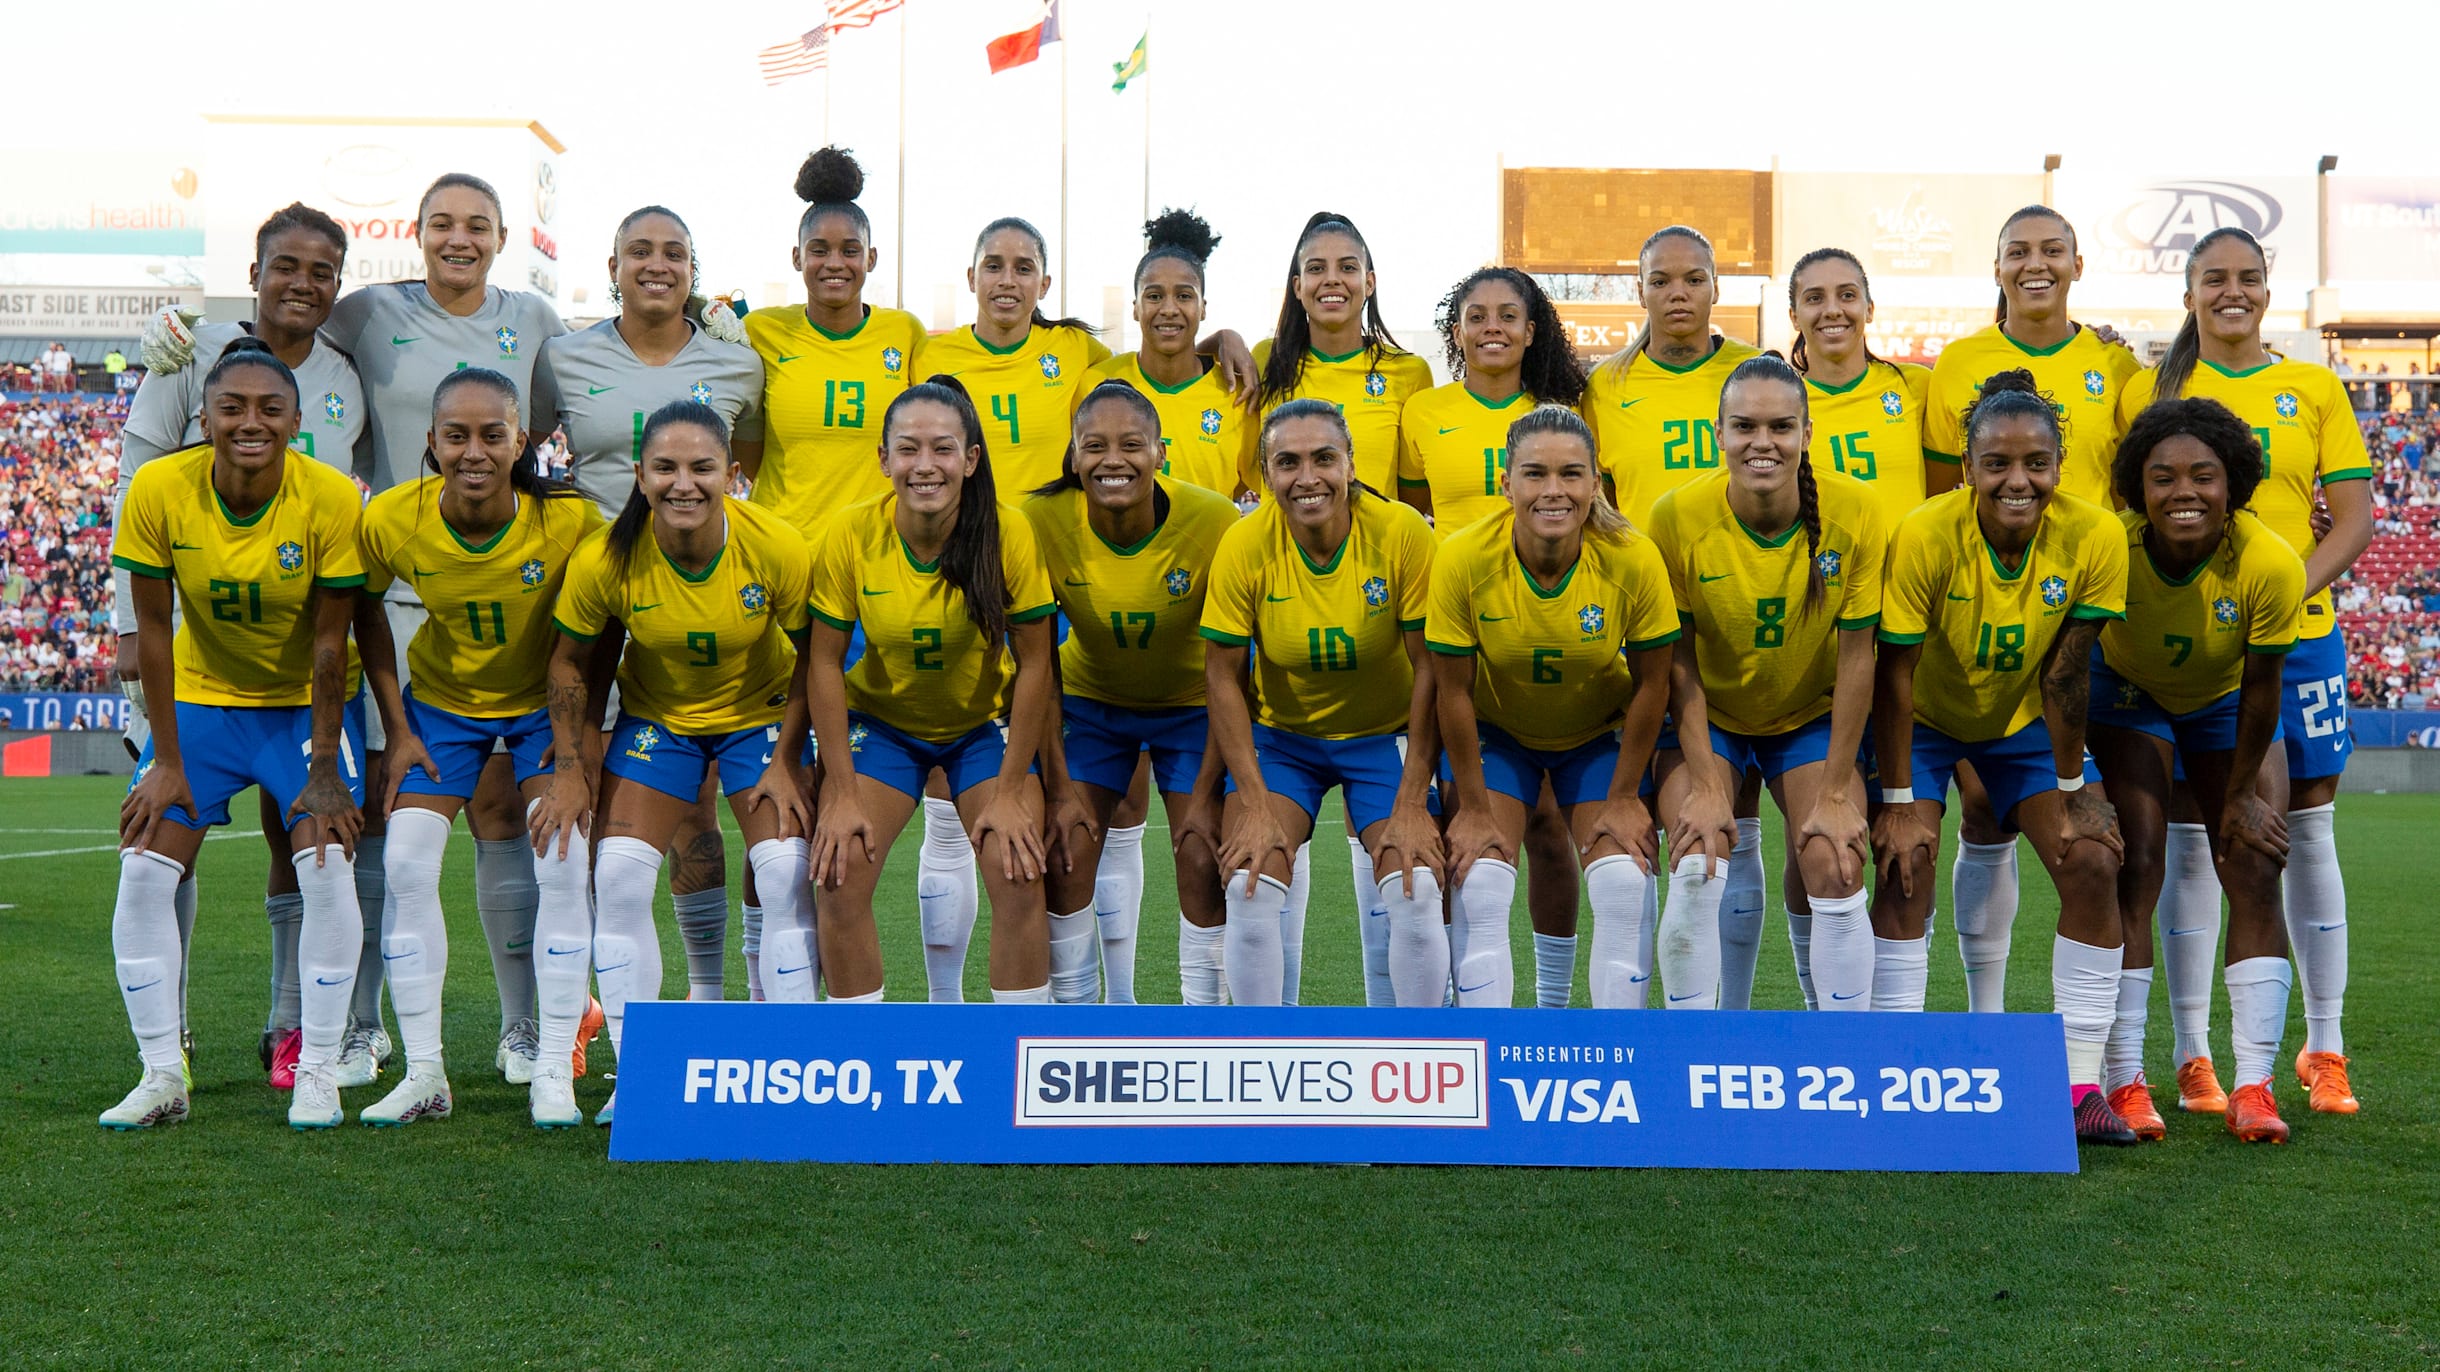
left=2102, top=510, right=2304, bottom=717
left=1199, top=493, right=1434, bottom=740
left=1084, top=352, right=1255, bottom=498
left=359, top=478, right=604, bottom=717
left=1922, top=324, right=2140, bottom=507
left=1805, top=359, right=1933, bottom=525
left=1648, top=470, right=1889, bottom=739
left=1250, top=340, right=1433, bottom=493
left=921, top=323, right=1113, bottom=494
left=1879, top=488, right=2127, bottom=742
left=2119, top=358, right=2369, bottom=642
left=1026, top=480, right=1239, bottom=710
left=110, top=445, right=367, bottom=709
left=554, top=497, right=811, bottom=736
left=746, top=304, right=928, bottom=532
left=1397, top=383, right=1536, bottom=533
left=1423, top=511, right=1681, bottom=752
left=1582, top=338, right=1764, bottom=531
left=807, top=496, right=1057, bottom=742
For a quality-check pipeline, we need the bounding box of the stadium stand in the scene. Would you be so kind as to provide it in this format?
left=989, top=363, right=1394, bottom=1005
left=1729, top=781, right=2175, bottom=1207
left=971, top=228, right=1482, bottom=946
left=0, top=391, right=124, bottom=694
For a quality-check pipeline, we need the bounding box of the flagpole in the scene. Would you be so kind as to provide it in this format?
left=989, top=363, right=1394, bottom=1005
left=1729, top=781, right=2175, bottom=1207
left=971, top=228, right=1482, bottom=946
left=895, top=5, right=908, bottom=312
left=1058, top=17, right=1070, bottom=320
left=1140, top=14, right=1151, bottom=227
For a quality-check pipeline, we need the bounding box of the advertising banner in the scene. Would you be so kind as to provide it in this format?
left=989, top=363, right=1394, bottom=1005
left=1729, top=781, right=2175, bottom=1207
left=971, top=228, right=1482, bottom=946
left=1778, top=173, right=2048, bottom=279
left=1503, top=169, right=1772, bottom=276
left=609, top=1004, right=2078, bottom=1173
left=0, top=692, right=130, bottom=733
left=0, top=287, right=202, bottom=339
left=2059, top=174, right=2316, bottom=308
left=2327, top=178, right=2440, bottom=283
left=0, top=150, right=204, bottom=255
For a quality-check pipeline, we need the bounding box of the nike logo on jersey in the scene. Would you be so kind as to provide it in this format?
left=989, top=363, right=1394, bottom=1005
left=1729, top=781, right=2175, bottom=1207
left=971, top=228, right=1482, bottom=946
left=861, top=587, right=891, bottom=596
left=1479, top=613, right=1509, bottom=622
left=1062, top=577, right=1091, bottom=587
left=1438, top=426, right=1462, bottom=435
left=1697, top=572, right=1732, bottom=583
left=412, top=567, right=440, bottom=578
left=1946, top=591, right=1974, bottom=602
left=391, top=336, right=418, bottom=347
left=776, top=354, right=804, bottom=364
left=1618, top=398, right=1645, bottom=411
left=588, top=385, right=616, bottom=396
left=1265, top=593, right=1296, bottom=603
left=171, top=541, right=201, bottom=550
left=630, top=602, right=662, bottom=614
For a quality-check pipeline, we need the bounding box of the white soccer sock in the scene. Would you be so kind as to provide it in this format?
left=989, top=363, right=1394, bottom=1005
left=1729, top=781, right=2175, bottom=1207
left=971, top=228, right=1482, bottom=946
left=1954, top=839, right=2021, bottom=1013
left=2104, top=965, right=2155, bottom=1093
left=592, top=836, right=666, bottom=1055
left=673, top=887, right=729, bottom=1003
left=1658, top=853, right=1724, bottom=1009
left=1870, top=935, right=1930, bottom=1013
left=1179, top=917, right=1226, bottom=1006
left=830, top=987, right=884, bottom=1004
left=1048, top=904, right=1101, bottom=1004
left=113, top=847, right=186, bottom=1072
left=1786, top=907, right=1818, bottom=1011
left=1808, top=891, right=1874, bottom=1010
left=1348, top=837, right=1392, bottom=1006
left=1585, top=855, right=1651, bottom=1009
left=1095, top=823, right=1145, bottom=1005
left=750, top=838, right=817, bottom=1004
left=531, top=812, right=592, bottom=1065
left=294, top=844, right=365, bottom=1071
left=381, top=807, right=455, bottom=1066
left=2284, top=803, right=2348, bottom=1056
left=1638, top=877, right=1659, bottom=1008
left=1532, top=933, right=1576, bottom=1009
left=2052, top=934, right=2125, bottom=1090
left=2223, top=956, right=2293, bottom=1088
left=742, top=903, right=765, bottom=1002
left=264, top=891, right=303, bottom=1033
left=1717, top=818, right=1765, bottom=1009
left=1222, top=872, right=1289, bottom=1006
left=991, top=984, right=1052, bottom=1004
left=174, top=875, right=196, bottom=1037
left=348, top=833, right=387, bottom=1028
left=918, top=797, right=979, bottom=1003
left=1282, top=841, right=1311, bottom=1006
left=2158, top=823, right=2222, bottom=1065
left=1453, top=859, right=1517, bottom=1006
left=1382, top=866, right=1451, bottom=1008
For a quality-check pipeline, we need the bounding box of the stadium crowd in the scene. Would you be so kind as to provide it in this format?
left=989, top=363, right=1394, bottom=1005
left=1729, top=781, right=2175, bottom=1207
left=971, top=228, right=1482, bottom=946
left=0, top=391, right=123, bottom=694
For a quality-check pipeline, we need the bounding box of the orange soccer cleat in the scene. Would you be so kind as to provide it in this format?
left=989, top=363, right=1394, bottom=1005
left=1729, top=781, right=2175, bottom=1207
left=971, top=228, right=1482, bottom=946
left=2175, top=1057, right=2229, bottom=1114
left=2108, top=1081, right=2169, bottom=1141
left=2224, top=1081, right=2290, bottom=1143
left=573, top=998, right=606, bottom=1079
left=2293, top=1051, right=2359, bottom=1114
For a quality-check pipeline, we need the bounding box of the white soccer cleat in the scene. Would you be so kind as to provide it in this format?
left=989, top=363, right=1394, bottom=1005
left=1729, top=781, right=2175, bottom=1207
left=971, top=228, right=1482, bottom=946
left=497, top=1017, right=541, bottom=1085
left=530, top=1064, right=582, bottom=1130
left=370, top=1025, right=395, bottom=1066
left=332, top=1023, right=382, bottom=1088
left=289, top=1066, right=344, bottom=1130
left=593, top=1089, right=616, bottom=1128
left=361, top=1062, right=453, bottom=1127
left=99, top=1068, right=189, bottom=1130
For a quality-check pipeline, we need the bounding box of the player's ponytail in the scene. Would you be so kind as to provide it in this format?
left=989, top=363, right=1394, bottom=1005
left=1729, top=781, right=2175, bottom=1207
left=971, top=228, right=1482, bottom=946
left=1434, top=267, right=1589, bottom=409
left=887, top=377, right=1012, bottom=659
left=2154, top=227, right=2267, bottom=402
left=972, top=217, right=1098, bottom=337
left=608, top=401, right=731, bottom=581
left=1993, top=205, right=2077, bottom=324
left=1963, top=367, right=2064, bottom=454
left=1601, top=225, right=1715, bottom=379
left=1257, top=212, right=1404, bottom=414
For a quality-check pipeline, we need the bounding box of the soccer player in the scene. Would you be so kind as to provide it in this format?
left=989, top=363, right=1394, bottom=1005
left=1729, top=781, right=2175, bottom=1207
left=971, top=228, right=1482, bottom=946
left=2117, top=227, right=2371, bottom=1115
left=531, top=204, right=767, bottom=1017
left=1871, top=369, right=2134, bottom=1144
left=1026, top=382, right=1238, bottom=1002
left=1404, top=267, right=1597, bottom=1009
left=115, top=203, right=365, bottom=1087
left=802, top=378, right=1060, bottom=1004
left=354, top=369, right=605, bottom=1127
left=1788, top=247, right=1935, bottom=521
left=1647, top=355, right=1886, bottom=1011
left=2089, top=397, right=2305, bottom=1143
left=542, top=401, right=813, bottom=1127
left=1085, top=209, right=1255, bottom=499
left=1582, top=225, right=1769, bottom=1006
left=1201, top=399, right=1441, bottom=1006
left=1428, top=406, right=1682, bottom=1007
left=105, top=340, right=370, bottom=1130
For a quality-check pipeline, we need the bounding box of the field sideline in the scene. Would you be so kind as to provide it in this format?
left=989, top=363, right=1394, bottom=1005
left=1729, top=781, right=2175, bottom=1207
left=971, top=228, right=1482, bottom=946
left=3, top=776, right=2434, bottom=1367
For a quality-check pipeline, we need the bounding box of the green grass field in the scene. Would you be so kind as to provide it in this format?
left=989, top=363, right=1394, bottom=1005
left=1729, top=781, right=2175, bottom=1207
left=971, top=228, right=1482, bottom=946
left=4, top=775, right=2435, bottom=1367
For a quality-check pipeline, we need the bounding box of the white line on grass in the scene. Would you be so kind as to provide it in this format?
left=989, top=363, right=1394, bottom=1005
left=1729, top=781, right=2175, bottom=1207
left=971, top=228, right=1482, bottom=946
left=0, top=832, right=250, bottom=861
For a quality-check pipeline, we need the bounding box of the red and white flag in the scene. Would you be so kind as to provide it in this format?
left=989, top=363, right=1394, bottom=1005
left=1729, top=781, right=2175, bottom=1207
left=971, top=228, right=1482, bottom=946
left=985, top=0, right=1060, bottom=73
left=757, top=26, right=831, bottom=85
left=827, top=0, right=905, bottom=30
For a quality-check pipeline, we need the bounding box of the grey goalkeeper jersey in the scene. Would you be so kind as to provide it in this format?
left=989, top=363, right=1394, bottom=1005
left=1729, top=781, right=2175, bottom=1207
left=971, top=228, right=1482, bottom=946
left=529, top=317, right=766, bottom=518
left=323, top=282, right=568, bottom=495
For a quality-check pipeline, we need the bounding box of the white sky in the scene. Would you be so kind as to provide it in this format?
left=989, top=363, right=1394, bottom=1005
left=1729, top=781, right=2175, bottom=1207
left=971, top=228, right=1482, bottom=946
left=16, top=0, right=2438, bottom=342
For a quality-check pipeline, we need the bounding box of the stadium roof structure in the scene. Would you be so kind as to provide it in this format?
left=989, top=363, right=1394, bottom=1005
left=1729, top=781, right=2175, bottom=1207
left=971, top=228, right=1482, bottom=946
left=2319, top=320, right=2440, bottom=340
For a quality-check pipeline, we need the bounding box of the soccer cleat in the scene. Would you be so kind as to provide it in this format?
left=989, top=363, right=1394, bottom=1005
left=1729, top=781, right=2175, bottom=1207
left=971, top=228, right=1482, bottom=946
left=497, top=1017, right=541, bottom=1086
left=2225, top=1082, right=2290, bottom=1143
left=266, top=1028, right=301, bottom=1090
left=2175, top=1056, right=2229, bottom=1114
left=594, top=1089, right=616, bottom=1128
left=2294, top=1051, right=2359, bottom=1114
left=2073, top=1089, right=2139, bottom=1146
left=573, top=998, right=605, bottom=1078
left=99, top=1068, right=189, bottom=1130
left=289, top=1066, right=343, bottom=1130
left=260, top=1029, right=278, bottom=1073
left=530, top=1065, right=582, bottom=1130
left=332, top=1023, right=382, bottom=1088
left=361, top=1062, right=452, bottom=1127
left=2107, top=1081, right=2168, bottom=1141
left=370, top=1025, right=395, bottom=1066
left=180, top=1029, right=196, bottom=1086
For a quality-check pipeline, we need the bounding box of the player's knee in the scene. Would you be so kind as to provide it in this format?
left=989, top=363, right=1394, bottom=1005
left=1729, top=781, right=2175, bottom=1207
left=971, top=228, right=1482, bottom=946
left=2056, top=840, right=2119, bottom=892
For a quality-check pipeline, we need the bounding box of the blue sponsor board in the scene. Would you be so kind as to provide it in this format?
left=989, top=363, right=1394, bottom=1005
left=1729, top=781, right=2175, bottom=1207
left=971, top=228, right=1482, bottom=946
left=609, top=1005, right=2076, bottom=1173
left=0, top=692, right=129, bottom=732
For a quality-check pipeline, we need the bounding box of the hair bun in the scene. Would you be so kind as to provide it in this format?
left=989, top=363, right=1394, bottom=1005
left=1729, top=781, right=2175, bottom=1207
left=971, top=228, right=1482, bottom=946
left=220, top=335, right=277, bottom=360
left=1978, top=366, right=2042, bottom=397
left=1143, top=207, right=1220, bottom=263
left=795, top=146, right=865, bottom=205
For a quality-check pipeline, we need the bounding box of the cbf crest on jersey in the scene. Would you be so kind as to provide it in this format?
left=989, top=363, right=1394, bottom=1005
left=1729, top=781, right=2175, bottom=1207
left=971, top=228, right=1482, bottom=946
left=2275, top=391, right=2300, bottom=420
left=2039, top=574, right=2069, bottom=608
left=323, top=392, right=346, bottom=422
left=1164, top=567, right=1193, bottom=598
left=882, top=346, right=904, bottom=374
left=740, top=582, right=769, bottom=614
left=1199, top=408, right=1223, bottom=437
left=689, top=382, right=714, bottom=405
left=626, top=723, right=662, bottom=760
left=1815, top=549, right=1843, bottom=582
left=276, top=541, right=305, bottom=573
left=1578, top=603, right=1606, bottom=637
left=1363, top=371, right=1386, bottom=399
left=2213, top=596, right=2240, bottom=625
left=496, top=326, right=520, bottom=357
left=2081, top=369, right=2104, bottom=398
left=519, top=558, right=547, bottom=587
left=1879, top=390, right=1905, bottom=419
left=1040, top=354, right=1062, bottom=381
left=1361, top=575, right=1390, bottom=609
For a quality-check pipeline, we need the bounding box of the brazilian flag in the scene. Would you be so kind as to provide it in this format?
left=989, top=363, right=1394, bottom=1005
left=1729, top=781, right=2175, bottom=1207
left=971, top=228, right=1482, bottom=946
left=1111, top=30, right=1147, bottom=91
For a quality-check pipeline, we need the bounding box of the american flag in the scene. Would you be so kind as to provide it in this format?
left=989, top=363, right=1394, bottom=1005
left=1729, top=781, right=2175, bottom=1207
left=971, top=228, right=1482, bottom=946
left=825, top=0, right=906, bottom=29
left=757, top=25, right=831, bottom=85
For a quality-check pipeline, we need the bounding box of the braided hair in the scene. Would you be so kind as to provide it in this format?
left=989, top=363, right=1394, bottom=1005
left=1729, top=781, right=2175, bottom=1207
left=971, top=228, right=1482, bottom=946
left=1433, top=267, right=1589, bottom=409
left=1719, top=354, right=1826, bottom=614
